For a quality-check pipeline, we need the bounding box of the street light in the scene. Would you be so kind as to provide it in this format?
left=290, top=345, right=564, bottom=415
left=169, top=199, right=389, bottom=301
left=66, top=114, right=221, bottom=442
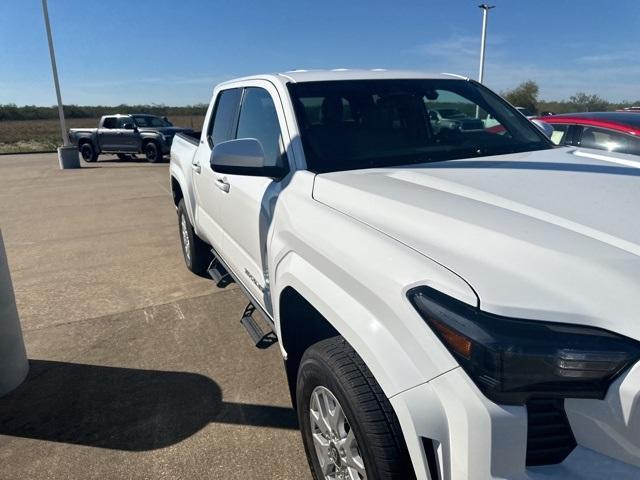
left=41, top=0, right=79, bottom=169
left=477, top=4, right=495, bottom=84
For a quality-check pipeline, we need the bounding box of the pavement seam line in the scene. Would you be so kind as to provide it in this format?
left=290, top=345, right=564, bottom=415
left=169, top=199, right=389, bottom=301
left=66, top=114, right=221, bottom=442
left=22, top=287, right=241, bottom=333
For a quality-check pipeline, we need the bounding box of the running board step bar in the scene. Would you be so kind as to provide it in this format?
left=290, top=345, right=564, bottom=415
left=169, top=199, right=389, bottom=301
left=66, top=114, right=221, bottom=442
left=207, top=257, right=233, bottom=288
left=240, top=303, right=278, bottom=349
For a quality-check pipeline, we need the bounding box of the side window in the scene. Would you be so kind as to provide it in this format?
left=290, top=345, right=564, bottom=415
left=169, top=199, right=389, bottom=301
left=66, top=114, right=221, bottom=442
left=117, top=117, right=133, bottom=129
left=235, top=87, right=284, bottom=167
left=625, top=135, right=640, bottom=156
left=549, top=124, right=569, bottom=145
left=207, top=88, right=242, bottom=147
left=579, top=126, right=628, bottom=153
left=102, top=117, right=118, bottom=129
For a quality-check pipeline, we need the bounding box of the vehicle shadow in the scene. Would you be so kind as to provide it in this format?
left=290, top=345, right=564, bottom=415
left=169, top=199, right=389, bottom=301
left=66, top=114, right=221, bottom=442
left=0, top=359, right=298, bottom=451
left=98, top=155, right=169, bottom=164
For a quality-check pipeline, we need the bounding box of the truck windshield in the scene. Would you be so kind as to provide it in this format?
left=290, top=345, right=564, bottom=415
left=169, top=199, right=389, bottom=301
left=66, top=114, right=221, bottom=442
left=132, top=115, right=172, bottom=127
left=287, top=79, right=553, bottom=173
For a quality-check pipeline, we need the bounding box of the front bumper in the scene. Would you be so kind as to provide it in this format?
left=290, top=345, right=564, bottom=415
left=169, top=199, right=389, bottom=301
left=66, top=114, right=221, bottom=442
left=390, top=364, right=640, bottom=479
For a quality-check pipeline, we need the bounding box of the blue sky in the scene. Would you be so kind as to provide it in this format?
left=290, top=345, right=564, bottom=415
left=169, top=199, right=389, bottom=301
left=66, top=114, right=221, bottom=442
left=1, top=0, right=639, bottom=106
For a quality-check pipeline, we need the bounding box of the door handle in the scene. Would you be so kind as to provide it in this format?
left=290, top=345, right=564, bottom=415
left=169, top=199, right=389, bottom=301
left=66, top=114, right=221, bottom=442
left=192, top=162, right=201, bottom=174
left=214, top=177, right=230, bottom=193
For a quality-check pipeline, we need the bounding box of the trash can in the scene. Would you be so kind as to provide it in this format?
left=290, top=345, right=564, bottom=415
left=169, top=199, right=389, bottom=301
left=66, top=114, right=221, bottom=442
left=0, top=230, right=28, bottom=397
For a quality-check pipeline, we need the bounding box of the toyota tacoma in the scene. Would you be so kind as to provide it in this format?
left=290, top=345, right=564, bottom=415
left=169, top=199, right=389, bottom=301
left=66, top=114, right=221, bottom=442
left=170, top=69, right=640, bottom=480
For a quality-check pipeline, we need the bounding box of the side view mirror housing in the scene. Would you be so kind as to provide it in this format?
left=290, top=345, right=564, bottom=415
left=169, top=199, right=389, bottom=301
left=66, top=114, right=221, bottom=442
left=210, top=138, right=285, bottom=178
left=531, top=119, right=554, bottom=138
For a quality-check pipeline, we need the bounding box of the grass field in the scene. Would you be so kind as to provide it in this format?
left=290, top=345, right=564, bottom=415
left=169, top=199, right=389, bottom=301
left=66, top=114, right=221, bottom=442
left=0, top=115, right=205, bottom=154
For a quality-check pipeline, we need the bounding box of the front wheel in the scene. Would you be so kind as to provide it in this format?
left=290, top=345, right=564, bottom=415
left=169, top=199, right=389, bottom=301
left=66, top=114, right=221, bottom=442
left=297, top=337, right=415, bottom=480
left=144, top=141, right=162, bottom=163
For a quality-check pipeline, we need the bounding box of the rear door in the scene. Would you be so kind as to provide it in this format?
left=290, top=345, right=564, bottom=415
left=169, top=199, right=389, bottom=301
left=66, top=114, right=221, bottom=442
left=97, top=117, right=119, bottom=150
left=215, top=83, right=291, bottom=314
left=192, top=87, right=242, bottom=251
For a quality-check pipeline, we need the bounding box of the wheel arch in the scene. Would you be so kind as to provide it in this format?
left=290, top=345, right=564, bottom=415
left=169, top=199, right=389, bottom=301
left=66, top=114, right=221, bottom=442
left=279, top=286, right=340, bottom=404
left=77, top=137, right=94, bottom=148
left=169, top=171, right=196, bottom=227
left=273, top=252, right=431, bottom=406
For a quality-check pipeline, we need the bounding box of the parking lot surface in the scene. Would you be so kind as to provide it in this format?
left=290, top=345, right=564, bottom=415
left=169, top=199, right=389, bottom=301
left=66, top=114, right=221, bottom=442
left=0, top=154, right=310, bottom=479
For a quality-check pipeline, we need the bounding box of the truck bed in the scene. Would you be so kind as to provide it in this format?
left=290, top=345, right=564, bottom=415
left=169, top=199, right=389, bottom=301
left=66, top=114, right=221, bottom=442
left=175, top=131, right=201, bottom=145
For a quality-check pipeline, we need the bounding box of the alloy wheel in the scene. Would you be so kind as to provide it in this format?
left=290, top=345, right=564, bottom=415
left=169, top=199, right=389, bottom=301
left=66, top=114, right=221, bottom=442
left=309, top=386, right=367, bottom=480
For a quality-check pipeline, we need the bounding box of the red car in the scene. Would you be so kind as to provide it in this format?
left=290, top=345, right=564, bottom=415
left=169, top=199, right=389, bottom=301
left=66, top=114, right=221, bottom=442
left=536, top=112, right=640, bottom=155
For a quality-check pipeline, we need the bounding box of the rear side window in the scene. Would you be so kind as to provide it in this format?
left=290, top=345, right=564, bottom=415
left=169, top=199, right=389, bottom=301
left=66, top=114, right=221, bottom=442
left=208, top=88, right=242, bottom=147
left=579, top=127, right=629, bottom=153
left=102, top=117, right=117, bottom=129
left=235, top=87, right=284, bottom=167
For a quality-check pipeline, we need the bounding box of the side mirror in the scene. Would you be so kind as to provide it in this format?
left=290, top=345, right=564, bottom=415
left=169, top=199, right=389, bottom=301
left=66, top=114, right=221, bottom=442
left=123, top=123, right=135, bottom=130
left=210, top=138, right=285, bottom=178
left=531, top=119, right=554, bottom=138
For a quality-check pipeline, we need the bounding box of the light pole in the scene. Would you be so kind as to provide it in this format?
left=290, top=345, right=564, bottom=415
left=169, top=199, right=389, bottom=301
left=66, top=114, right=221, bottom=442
left=41, top=0, right=79, bottom=168
left=478, top=4, right=495, bottom=84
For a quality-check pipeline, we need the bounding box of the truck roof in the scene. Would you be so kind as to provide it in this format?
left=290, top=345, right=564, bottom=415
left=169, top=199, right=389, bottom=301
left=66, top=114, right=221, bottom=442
left=218, top=69, right=467, bottom=88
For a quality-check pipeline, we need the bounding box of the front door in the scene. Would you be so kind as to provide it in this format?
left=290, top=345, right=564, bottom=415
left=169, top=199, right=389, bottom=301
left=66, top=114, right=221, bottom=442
left=192, top=87, right=243, bottom=251
left=215, top=84, right=291, bottom=314
left=116, top=116, right=141, bottom=152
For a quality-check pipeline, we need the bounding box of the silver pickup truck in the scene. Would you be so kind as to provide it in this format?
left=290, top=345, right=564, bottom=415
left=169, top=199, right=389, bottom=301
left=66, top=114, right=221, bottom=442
left=69, top=114, right=193, bottom=163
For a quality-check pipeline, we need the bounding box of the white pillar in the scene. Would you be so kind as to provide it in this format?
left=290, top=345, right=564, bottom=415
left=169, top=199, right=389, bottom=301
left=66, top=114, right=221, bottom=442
left=42, top=0, right=80, bottom=169
left=0, top=230, right=29, bottom=397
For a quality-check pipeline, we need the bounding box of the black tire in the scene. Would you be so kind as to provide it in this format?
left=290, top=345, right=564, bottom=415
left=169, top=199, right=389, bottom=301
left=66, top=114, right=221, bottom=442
left=144, top=141, right=162, bottom=163
left=79, top=142, right=98, bottom=162
left=297, top=337, right=415, bottom=480
left=177, top=199, right=211, bottom=274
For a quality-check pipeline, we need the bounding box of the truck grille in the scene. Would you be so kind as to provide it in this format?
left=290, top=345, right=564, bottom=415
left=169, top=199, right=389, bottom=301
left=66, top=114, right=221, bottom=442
left=526, top=398, right=576, bottom=466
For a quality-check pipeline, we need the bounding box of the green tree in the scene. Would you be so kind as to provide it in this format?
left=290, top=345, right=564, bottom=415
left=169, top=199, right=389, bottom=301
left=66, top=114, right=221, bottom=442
left=568, top=92, right=609, bottom=112
left=502, top=80, right=539, bottom=114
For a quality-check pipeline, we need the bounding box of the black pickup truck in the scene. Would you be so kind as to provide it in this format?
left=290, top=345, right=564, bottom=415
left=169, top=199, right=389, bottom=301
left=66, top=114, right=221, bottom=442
left=68, top=114, right=194, bottom=163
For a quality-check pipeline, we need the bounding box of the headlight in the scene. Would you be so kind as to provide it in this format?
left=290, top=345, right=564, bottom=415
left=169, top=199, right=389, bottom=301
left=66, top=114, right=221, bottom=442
left=408, top=286, right=640, bottom=405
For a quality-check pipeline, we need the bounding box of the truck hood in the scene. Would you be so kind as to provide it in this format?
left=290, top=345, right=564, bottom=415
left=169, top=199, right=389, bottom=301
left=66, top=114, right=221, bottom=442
left=313, top=147, right=640, bottom=339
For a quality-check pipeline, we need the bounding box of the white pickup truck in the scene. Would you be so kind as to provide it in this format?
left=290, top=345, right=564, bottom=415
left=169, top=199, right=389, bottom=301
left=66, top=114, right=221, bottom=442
left=170, top=70, right=640, bottom=480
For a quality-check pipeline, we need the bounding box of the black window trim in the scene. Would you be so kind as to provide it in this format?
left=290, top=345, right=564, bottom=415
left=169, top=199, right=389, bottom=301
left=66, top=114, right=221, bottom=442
left=206, top=87, right=242, bottom=149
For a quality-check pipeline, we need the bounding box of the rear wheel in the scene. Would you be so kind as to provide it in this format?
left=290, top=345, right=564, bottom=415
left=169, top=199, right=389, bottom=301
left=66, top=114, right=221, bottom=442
left=297, top=337, right=415, bottom=480
left=79, top=142, right=98, bottom=162
left=144, top=141, right=162, bottom=163
left=177, top=199, right=211, bottom=274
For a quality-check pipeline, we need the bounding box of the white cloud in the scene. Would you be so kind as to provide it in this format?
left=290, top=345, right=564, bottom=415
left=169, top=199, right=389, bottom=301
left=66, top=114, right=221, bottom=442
left=412, top=34, right=640, bottom=101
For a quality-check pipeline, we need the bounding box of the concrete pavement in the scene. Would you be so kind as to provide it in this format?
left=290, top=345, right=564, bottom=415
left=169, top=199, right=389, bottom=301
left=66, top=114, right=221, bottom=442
left=0, top=153, right=310, bottom=479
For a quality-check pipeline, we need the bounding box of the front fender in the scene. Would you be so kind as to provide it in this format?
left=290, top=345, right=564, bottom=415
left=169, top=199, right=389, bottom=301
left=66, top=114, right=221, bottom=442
left=271, top=197, right=477, bottom=397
